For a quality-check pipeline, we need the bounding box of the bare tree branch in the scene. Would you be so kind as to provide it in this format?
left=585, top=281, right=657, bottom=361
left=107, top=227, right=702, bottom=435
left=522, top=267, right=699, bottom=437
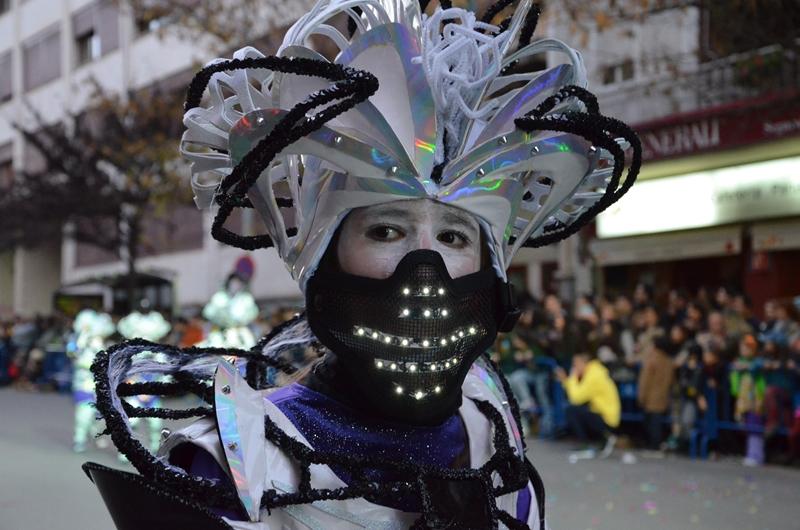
left=0, top=83, right=188, bottom=283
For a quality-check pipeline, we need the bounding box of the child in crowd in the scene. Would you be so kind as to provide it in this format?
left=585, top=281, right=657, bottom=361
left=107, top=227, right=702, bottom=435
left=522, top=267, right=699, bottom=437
left=730, top=334, right=766, bottom=466
left=665, top=343, right=703, bottom=451
left=637, top=335, right=675, bottom=450
left=698, top=345, right=727, bottom=417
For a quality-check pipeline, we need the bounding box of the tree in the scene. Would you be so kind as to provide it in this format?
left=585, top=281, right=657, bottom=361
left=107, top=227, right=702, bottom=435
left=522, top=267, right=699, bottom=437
left=125, top=0, right=317, bottom=52
left=0, top=85, right=188, bottom=307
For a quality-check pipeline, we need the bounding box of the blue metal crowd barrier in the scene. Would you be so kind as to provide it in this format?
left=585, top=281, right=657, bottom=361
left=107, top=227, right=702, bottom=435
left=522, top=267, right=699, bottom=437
left=528, top=367, right=797, bottom=458
left=38, top=350, right=72, bottom=393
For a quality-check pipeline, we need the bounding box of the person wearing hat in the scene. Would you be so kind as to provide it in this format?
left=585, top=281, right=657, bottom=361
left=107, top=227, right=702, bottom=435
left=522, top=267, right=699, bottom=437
left=84, top=1, right=641, bottom=527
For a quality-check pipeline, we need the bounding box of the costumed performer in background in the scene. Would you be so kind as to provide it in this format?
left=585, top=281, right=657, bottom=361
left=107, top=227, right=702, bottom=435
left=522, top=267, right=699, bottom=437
left=69, top=308, right=115, bottom=453
left=201, top=271, right=260, bottom=350
left=84, top=1, right=641, bottom=528
left=117, top=299, right=172, bottom=452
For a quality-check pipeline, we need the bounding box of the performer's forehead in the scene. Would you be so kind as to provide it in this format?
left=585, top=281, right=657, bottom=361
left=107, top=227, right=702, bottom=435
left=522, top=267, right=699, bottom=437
left=351, top=200, right=478, bottom=230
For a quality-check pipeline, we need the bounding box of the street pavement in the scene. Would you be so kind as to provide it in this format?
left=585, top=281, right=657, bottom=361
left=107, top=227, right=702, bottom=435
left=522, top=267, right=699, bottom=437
left=2, top=386, right=799, bottom=530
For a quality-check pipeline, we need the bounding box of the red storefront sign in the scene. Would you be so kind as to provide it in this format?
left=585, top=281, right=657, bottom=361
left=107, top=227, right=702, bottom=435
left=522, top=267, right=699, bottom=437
left=635, top=91, right=800, bottom=162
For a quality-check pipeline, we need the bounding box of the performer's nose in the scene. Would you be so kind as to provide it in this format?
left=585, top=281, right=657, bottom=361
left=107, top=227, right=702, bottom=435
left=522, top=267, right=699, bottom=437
left=414, top=228, right=434, bottom=251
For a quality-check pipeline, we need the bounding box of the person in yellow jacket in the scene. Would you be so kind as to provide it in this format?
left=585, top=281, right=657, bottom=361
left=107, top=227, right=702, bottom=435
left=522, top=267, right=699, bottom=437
left=556, top=352, right=621, bottom=459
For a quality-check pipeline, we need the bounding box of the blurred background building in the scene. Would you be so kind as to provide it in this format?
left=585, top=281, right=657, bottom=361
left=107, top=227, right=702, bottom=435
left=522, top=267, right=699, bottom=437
left=0, top=0, right=798, bottom=318
left=0, top=0, right=308, bottom=316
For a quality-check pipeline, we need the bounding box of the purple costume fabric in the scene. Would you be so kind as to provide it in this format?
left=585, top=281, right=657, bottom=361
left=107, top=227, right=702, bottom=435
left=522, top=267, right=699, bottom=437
left=268, top=383, right=464, bottom=511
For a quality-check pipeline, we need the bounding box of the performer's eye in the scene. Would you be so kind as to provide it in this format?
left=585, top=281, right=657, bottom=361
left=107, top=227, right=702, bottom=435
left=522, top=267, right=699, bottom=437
left=366, top=225, right=404, bottom=242
left=437, top=230, right=470, bottom=248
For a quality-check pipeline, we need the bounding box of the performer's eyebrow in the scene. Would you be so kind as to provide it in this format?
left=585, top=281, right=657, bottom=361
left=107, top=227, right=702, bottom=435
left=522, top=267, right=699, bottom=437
left=363, top=204, right=477, bottom=233
left=365, top=206, right=413, bottom=221
left=441, top=210, right=478, bottom=233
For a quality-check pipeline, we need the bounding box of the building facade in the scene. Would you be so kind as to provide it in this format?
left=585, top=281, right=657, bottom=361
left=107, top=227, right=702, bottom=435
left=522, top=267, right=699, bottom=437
left=2, top=0, right=796, bottom=317
left=580, top=2, right=800, bottom=313
left=0, top=0, right=303, bottom=317
left=500, top=1, right=800, bottom=313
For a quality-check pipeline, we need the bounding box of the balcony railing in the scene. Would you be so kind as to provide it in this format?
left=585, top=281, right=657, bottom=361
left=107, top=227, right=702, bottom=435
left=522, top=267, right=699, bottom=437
left=594, top=42, right=800, bottom=125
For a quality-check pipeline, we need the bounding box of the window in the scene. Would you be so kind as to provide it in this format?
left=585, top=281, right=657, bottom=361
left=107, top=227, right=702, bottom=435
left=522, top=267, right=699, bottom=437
left=602, top=65, right=616, bottom=85
left=139, top=204, right=205, bottom=257
left=620, top=59, right=634, bottom=81
left=0, top=143, right=13, bottom=189
left=0, top=52, right=11, bottom=102
left=134, top=5, right=170, bottom=36
left=75, top=30, right=102, bottom=66
left=601, top=59, right=636, bottom=85
left=72, top=1, right=119, bottom=67
left=23, top=26, right=61, bottom=91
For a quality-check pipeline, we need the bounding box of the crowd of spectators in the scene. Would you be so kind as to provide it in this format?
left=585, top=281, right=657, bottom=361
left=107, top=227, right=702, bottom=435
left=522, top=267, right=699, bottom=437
left=0, top=306, right=300, bottom=389
left=4, top=285, right=800, bottom=467
left=493, top=284, right=800, bottom=466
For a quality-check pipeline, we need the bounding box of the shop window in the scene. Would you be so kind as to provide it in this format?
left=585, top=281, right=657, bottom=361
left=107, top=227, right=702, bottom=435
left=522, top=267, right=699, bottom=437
left=0, top=52, right=11, bottom=102
left=23, top=25, right=61, bottom=91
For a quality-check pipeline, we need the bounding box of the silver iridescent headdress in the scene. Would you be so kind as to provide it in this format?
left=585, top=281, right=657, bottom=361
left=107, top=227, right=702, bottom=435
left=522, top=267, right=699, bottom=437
left=181, top=0, right=641, bottom=288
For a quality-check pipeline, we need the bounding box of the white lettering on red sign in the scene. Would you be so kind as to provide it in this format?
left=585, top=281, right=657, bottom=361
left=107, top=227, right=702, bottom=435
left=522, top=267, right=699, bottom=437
left=642, top=118, right=720, bottom=159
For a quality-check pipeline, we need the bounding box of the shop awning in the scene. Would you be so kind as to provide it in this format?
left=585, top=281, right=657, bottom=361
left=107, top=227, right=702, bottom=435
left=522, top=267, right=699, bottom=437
left=752, top=220, right=800, bottom=251
left=590, top=226, right=741, bottom=266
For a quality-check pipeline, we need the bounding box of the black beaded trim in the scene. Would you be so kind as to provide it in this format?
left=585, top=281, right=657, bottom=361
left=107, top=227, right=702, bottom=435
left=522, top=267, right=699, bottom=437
left=481, top=0, right=516, bottom=24
left=117, top=380, right=214, bottom=404
left=514, top=84, right=642, bottom=248
left=91, top=338, right=299, bottom=511
left=184, top=56, right=379, bottom=251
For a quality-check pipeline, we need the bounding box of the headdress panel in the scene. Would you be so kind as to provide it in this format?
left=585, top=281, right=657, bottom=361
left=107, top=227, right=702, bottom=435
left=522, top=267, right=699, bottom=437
left=181, top=0, right=641, bottom=288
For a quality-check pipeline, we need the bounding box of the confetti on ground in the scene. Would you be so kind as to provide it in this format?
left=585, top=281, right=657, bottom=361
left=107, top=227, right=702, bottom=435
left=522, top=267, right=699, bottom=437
left=642, top=500, right=659, bottom=515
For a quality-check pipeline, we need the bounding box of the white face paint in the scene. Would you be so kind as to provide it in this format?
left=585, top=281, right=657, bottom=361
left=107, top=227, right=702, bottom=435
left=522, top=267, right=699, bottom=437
left=337, top=199, right=482, bottom=280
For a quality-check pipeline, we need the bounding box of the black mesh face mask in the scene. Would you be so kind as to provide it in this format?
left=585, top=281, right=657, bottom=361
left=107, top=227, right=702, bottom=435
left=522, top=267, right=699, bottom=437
left=306, top=249, right=519, bottom=425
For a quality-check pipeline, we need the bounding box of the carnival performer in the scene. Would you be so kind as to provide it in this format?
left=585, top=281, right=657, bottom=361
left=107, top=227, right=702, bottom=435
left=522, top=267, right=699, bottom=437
left=117, top=300, right=171, bottom=452
left=201, top=272, right=260, bottom=350
left=69, top=308, right=115, bottom=453
left=85, top=1, right=641, bottom=528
